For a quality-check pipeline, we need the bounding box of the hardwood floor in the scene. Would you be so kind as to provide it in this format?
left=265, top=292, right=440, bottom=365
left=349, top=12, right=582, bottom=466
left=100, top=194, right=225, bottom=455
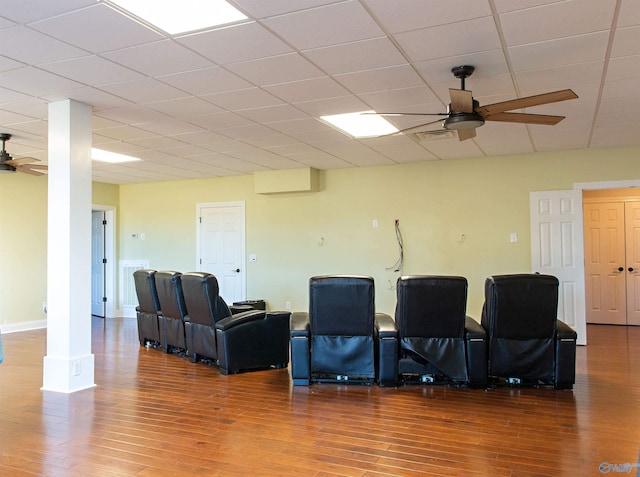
left=1, top=319, right=639, bottom=476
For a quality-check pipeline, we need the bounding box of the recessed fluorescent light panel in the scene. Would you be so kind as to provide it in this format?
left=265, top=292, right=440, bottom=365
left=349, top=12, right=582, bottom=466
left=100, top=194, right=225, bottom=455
left=109, top=0, right=248, bottom=35
left=320, top=111, right=399, bottom=138
left=91, top=148, right=141, bottom=164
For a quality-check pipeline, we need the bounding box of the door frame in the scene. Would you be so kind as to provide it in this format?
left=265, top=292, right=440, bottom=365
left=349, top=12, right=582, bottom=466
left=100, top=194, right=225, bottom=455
left=92, top=204, right=116, bottom=318
left=576, top=180, right=640, bottom=328
left=195, top=201, right=246, bottom=301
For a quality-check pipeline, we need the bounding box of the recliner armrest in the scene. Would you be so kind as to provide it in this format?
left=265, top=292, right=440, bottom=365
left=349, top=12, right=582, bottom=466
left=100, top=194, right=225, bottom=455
left=374, top=313, right=397, bottom=338
left=556, top=319, right=577, bottom=340
left=290, top=312, right=310, bottom=337
left=215, top=310, right=265, bottom=332
left=464, top=316, right=486, bottom=340
left=374, top=313, right=397, bottom=387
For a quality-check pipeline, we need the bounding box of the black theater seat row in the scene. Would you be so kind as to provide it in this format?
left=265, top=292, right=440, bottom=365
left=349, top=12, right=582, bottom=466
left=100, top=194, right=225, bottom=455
left=133, top=270, right=290, bottom=375
left=290, top=274, right=577, bottom=390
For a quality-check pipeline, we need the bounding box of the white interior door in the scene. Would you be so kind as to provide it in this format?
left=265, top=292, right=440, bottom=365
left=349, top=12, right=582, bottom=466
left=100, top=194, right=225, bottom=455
left=530, top=190, right=587, bottom=345
left=583, top=202, right=627, bottom=324
left=196, top=202, right=246, bottom=305
left=91, top=210, right=105, bottom=317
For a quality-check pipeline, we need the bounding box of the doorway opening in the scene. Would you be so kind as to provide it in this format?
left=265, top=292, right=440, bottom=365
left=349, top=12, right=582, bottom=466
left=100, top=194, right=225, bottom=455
left=583, top=188, right=640, bottom=325
left=91, top=205, right=116, bottom=318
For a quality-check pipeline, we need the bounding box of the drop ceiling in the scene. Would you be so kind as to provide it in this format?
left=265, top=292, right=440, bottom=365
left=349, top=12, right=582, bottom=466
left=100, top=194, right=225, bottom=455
left=0, top=0, right=637, bottom=184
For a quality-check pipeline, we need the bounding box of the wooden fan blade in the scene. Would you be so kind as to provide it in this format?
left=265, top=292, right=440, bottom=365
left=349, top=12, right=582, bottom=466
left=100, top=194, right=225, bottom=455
left=457, top=129, right=476, bottom=141
left=390, top=118, right=447, bottom=136
left=477, top=89, right=578, bottom=116
left=5, top=156, right=40, bottom=166
left=449, top=88, right=474, bottom=113
left=362, top=112, right=449, bottom=117
left=16, top=165, right=47, bottom=176
left=484, top=112, right=566, bottom=125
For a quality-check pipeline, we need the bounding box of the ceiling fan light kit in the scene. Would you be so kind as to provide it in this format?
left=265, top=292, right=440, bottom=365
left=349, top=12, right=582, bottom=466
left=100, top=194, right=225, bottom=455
left=373, top=65, right=578, bottom=141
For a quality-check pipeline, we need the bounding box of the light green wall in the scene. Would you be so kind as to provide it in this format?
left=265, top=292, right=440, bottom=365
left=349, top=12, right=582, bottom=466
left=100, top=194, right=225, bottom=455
left=0, top=174, right=48, bottom=328
left=92, top=181, right=119, bottom=207
left=0, top=178, right=119, bottom=328
left=118, top=145, right=640, bottom=319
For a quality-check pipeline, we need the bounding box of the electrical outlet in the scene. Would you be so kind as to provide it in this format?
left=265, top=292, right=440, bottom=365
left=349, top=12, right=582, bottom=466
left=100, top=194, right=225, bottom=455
left=510, top=232, right=518, bottom=243
left=72, top=360, right=81, bottom=376
left=285, top=301, right=291, bottom=310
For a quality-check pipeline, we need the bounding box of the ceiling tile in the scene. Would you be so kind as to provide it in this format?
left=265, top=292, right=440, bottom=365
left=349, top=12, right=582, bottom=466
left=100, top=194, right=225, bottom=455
left=225, top=53, right=324, bottom=86
left=0, top=66, right=84, bottom=96
left=364, top=0, right=492, bottom=33
left=39, top=55, right=145, bottom=85
left=0, top=26, right=89, bottom=64
left=102, top=40, right=214, bottom=77
left=158, top=67, right=253, bottom=96
left=500, top=0, right=614, bottom=46
left=231, top=0, right=342, bottom=19
left=235, top=104, right=309, bottom=123
left=611, top=26, right=640, bottom=58
left=334, top=64, right=425, bottom=94
left=176, top=22, right=293, bottom=64
left=30, top=4, right=163, bottom=53
left=292, top=95, right=369, bottom=116
left=263, top=1, right=384, bottom=50
left=472, top=122, right=534, bottom=156
left=0, top=0, right=96, bottom=24
left=515, top=61, right=604, bottom=92
left=146, top=97, right=225, bottom=118
left=356, top=86, right=442, bottom=112
left=98, top=78, right=188, bottom=104
left=302, top=37, right=407, bottom=75
left=203, top=88, right=284, bottom=111
left=265, top=77, right=352, bottom=103
left=414, top=50, right=509, bottom=84
left=394, top=16, right=502, bottom=62
left=617, top=0, right=640, bottom=28
left=419, top=137, right=483, bottom=160
left=509, top=32, right=609, bottom=72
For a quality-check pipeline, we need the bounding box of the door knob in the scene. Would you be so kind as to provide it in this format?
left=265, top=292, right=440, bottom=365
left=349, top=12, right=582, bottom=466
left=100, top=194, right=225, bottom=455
left=630, top=267, right=637, bottom=273
left=232, top=268, right=240, bottom=273
left=618, top=267, right=624, bottom=272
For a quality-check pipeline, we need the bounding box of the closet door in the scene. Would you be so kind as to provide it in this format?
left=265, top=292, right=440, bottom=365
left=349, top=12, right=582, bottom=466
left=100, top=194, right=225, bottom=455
left=625, top=202, right=640, bottom=326
left=583, top=202, right=626, bottom=325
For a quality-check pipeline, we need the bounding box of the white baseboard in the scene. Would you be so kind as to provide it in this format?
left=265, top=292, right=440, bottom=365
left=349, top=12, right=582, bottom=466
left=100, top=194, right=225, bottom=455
left=0, top=319, right=47, bottom=334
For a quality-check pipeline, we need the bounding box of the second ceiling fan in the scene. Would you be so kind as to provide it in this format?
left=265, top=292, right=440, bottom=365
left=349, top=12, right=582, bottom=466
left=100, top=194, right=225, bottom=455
left=373, top=65, right=578, bottom=141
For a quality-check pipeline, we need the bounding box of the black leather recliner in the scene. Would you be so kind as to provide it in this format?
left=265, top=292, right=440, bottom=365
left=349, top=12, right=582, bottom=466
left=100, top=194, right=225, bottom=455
left=155, top=271, right=188, bottom=354
left=133, top=269, right=161, bottom=347
left=290, top=275, right=397, bottom=386
left=481, top=274, right=577, bottom=389
left=181, top=272, right=290, bottom=374
left=394, top=276, right=487, bottom=388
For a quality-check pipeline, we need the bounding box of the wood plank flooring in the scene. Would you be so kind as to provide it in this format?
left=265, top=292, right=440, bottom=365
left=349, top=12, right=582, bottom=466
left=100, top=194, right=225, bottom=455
left=1, top=318, right=639, bottom=476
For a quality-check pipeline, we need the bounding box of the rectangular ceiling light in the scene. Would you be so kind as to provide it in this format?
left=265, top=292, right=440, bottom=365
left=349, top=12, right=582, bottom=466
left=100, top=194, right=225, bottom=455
left=91, top=148, right=141, bottom=164
left=320, top=111, right=398, bottom=138
left=109, top=0, right=248, bottom=35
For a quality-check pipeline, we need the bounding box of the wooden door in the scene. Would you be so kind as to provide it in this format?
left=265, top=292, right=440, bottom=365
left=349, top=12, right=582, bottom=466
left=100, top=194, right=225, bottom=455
left=583, top=202, right=627, bottom=324
left=625, top=202, right=640, bottom=325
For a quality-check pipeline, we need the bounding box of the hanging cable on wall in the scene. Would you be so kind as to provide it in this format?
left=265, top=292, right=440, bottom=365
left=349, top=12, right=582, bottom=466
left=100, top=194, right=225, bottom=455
left=386, top=219, right=404, bottom=276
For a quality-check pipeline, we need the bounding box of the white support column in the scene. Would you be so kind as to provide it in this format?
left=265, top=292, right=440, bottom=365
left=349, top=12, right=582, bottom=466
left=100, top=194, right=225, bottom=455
left=42, top=99, right=95, bottom=393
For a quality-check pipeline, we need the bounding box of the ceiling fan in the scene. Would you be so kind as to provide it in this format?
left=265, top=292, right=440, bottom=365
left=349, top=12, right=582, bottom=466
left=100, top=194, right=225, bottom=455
left=372, top=65, right=578, bottom=141
left=0, top=133, right=47, bottom=176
